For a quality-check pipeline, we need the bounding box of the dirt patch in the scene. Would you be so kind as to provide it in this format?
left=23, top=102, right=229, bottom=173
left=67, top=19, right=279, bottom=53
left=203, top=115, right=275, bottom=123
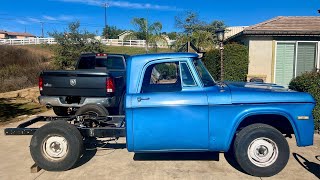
left=0, top=87, right=40, bottom=102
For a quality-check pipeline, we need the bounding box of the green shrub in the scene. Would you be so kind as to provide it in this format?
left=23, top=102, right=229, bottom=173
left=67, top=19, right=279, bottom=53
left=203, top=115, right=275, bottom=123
left=203, top=43, right=249, bottom=81
left=49, top=21, right=105, bottom=69
left=289, top=72, right=320, bottom=129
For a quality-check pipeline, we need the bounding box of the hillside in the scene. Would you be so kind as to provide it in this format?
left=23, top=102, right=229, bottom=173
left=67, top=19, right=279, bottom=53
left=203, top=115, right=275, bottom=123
left=0, top=45, right=54, bottom=93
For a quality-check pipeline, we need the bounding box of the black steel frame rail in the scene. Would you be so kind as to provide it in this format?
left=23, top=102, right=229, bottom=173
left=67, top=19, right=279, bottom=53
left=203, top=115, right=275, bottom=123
left=4, top=116, right=126, bottom=138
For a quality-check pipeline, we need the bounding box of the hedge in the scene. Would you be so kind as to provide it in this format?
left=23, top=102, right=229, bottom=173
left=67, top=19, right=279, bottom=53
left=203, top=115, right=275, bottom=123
left=289, top=72, right=320, bottom=129
left=203, top=43, right=249, bottom=81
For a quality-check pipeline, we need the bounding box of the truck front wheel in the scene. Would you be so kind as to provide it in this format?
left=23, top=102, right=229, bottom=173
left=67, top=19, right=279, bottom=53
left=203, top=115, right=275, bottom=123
left=233, top=123, right=289, bottom=177
left=30, top=120, right=83, bottom=171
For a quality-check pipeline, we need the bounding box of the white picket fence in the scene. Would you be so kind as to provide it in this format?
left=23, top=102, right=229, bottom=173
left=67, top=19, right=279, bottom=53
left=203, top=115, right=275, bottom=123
left=0, top=38, right=175, bottom=48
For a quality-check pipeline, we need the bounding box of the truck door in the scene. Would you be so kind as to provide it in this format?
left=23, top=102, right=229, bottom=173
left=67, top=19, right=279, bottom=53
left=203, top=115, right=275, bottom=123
left=131, top=60, right=209, bottom=151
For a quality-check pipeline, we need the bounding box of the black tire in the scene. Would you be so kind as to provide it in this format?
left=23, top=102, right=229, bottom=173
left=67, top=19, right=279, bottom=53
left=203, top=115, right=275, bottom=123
left=52, top=106, right=69, bottom=116
left=233, top=123, right=289, bottom=177
left=118, top=92, right=126, bottom=115
left=30, top=120, right=83, bottom=171
left=75, top=104, right=109, bottom=116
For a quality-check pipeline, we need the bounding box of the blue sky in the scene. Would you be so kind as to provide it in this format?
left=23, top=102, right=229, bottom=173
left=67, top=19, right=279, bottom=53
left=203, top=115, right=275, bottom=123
left=0, top=0, right=319, bottom=37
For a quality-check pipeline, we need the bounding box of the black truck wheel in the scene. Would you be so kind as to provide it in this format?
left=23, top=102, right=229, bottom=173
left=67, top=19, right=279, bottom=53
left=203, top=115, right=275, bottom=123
left=52, top=107, right=69, bottom=116
left=30, top=120, right=83, bottom=171
left=75, top=104, right=109, bottom=116
left=233, top=123, right=289, bottom=177
left=118, top=93, right=126, bottom=115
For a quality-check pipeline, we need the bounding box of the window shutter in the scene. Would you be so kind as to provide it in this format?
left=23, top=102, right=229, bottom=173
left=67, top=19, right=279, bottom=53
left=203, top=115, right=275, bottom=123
left=296, top=42, right=316, bottom=76
left=275, top=43, right=295, bottom=86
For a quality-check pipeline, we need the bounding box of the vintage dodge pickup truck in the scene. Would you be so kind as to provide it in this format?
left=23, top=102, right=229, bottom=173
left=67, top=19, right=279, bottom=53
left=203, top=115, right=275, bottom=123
left=4, top=53, right=316, bottom=177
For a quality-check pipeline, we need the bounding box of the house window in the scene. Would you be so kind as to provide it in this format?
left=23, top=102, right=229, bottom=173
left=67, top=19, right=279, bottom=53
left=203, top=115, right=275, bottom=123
left=296, top=42, right=317, bottom=76
left=275, top=41, right=319, bottom=86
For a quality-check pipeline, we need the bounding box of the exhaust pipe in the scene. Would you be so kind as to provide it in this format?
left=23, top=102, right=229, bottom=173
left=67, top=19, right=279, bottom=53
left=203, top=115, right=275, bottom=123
left=45, top=104, right=52, bottom=109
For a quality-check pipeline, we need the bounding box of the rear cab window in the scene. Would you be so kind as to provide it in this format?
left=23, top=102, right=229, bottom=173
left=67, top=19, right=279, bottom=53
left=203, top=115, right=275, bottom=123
left=77, top=54, right=125, bottom=70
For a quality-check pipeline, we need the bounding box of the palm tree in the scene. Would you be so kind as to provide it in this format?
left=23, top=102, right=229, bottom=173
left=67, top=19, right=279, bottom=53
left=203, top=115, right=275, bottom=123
left=126, top=18, right=168, bottom=52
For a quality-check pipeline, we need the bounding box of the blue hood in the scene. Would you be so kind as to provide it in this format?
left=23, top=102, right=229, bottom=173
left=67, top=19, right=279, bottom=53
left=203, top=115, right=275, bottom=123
left=225, top=82, right=315, bottom=104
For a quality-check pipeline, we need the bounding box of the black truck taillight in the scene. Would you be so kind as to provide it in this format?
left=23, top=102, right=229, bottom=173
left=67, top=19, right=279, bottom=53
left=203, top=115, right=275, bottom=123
left=106, top=77, right=115, bottom=93
left=39, top=77, right=43, bottom=91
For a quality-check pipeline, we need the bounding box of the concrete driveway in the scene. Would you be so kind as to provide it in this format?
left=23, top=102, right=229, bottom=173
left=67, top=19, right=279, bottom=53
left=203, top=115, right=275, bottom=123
left=0, top=110, right=319, bottom=180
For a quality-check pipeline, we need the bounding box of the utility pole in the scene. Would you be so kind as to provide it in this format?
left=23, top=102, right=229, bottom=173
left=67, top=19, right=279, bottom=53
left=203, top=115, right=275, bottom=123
left=145, top=7, right=150, bottom=53
left=24, top=25, right=26, bottom=33
left=103, top=2, right=109, bottom=39
left=41, top=22, right=44, bottom=38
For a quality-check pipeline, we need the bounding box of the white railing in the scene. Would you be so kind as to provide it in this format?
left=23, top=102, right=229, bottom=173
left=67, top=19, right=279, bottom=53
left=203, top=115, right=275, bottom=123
left=0, top=38, right=175, bottom=48
left=0, top=38, right=57, bottom=45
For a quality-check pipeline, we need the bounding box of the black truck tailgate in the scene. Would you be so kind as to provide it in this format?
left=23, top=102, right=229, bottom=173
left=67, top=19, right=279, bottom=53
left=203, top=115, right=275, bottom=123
left=40, top=70, right=109, bottom=97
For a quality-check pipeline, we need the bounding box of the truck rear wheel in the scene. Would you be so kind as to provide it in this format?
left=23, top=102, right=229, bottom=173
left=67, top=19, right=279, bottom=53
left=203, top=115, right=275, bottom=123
left=53, top=107, right=69, bottom=116
left=118, top=93, right=126, bottom=115
left=75, top=104, right=109, bottom=116
left=30, top=120, right=83, bottom=171
left=233, top=123, right=289, bottom=177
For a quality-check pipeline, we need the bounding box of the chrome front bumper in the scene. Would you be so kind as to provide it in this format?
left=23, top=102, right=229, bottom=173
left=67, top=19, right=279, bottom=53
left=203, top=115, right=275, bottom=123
left=38, top=96, right=116, bottom=108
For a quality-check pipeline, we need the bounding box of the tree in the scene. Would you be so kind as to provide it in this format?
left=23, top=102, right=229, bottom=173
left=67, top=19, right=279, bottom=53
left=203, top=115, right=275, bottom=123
left=175, top=11, right=204, bottom=36
left=167, top=32, right=177, bottom=40
left=174, top=11, right=226, bottom=51
left=102, top=26, right=125, bottom=39
left=49, top=21, right=105, bottom=69
left=127, top=18, right=167, bottom=51
left=203, top=21, right=227, bottom=34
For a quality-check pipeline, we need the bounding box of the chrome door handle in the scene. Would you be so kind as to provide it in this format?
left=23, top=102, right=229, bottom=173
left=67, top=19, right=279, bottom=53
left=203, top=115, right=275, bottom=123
left=137, top=97, right=150, bottom=102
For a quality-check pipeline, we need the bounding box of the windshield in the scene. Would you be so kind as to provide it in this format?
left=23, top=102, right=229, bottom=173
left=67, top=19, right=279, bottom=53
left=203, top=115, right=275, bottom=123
left=193, top=59, right=215, bottom=87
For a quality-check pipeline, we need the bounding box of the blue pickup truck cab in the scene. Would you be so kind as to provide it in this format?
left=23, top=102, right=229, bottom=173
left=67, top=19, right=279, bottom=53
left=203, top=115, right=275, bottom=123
left=8, top=53, right=315, bottom=177
left=124, top=53, right=315, bottom=176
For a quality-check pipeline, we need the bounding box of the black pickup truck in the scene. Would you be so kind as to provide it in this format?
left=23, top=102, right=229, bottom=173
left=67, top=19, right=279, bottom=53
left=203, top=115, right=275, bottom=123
left=39, top=53, right=128, bottom=116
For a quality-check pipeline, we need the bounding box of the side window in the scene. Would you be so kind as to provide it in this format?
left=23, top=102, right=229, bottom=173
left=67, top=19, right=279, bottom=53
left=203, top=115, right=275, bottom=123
left=141, top=62, right=181, bottom=93
left=180, top=62, right=196, bottom=86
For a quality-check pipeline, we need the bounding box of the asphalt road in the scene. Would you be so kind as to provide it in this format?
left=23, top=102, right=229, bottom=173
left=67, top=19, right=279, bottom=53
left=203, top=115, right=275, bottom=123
left=0, top=110, right=319, bottom=180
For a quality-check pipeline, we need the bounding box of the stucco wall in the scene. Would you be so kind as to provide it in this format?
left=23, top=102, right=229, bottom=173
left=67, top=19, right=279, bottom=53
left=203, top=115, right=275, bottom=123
left=0, top=33, right=6, bottom=39
left=247, top=37, right=273, bottom=83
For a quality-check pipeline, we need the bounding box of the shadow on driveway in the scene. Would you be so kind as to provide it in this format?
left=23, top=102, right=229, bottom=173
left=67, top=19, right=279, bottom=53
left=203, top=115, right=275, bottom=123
left=292, top=153, right=320, bottom=179
left=73, top=138, right=126, bottom=169
left=133, top=152, right=219, bottom=161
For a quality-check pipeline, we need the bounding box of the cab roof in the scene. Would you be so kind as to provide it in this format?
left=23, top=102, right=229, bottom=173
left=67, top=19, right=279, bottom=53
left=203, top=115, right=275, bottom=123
left=130, top=52, right=199, bottom=62
left=126, top=53, right=199, bottom=94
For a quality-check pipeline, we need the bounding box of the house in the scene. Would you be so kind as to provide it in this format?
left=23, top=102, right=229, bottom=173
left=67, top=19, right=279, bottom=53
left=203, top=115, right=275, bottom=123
left=227, top=16, right=320, bottom=86
left=225, top=26, right=248, bottom=39
left=118, top=31, right=133, bottom=40
left=0, top=30, right=36, bottom=39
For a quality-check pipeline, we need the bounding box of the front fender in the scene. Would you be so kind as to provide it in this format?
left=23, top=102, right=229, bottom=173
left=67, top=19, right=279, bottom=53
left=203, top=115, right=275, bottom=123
left=209, top=103, right=314, bottom=151
left=227, top=109, right=298, bottom=149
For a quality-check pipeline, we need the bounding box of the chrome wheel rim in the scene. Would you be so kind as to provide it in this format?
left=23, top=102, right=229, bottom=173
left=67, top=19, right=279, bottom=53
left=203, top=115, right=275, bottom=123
left=247, top=137, right=278, bottom=167
left=42, top=135, right=68, bottom=161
